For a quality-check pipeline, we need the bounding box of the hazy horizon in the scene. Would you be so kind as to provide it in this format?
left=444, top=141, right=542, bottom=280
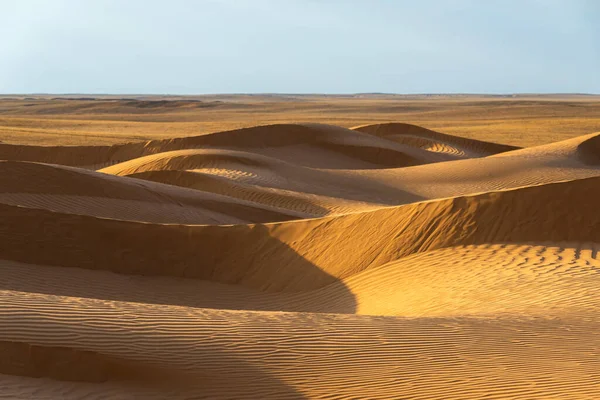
left=2, top=0, right=599, bottom=94
left=4, top=92, right=600, bottom=96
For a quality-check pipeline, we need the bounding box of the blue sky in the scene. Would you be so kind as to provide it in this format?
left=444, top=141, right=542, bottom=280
left=1, top=0, right=598, bottom=94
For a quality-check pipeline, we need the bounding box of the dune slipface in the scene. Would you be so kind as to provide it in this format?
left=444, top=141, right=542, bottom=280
left=0, top=122, right=599, bottom=399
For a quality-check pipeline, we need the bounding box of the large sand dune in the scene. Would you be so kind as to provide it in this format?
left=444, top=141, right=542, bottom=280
left=1, top=119, right=599, bottom=398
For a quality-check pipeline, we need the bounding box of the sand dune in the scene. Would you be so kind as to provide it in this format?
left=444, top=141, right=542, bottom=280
left=1, top=121, right=600, bottom=398
left=353, top=122, right=520, bottom=157
left=1, top=175, right=599, bottom=292
left=0, top=122, right=511, bottom=169
left=1, top=241, right=598, bottom=317
left=97, top=130, right=600, bottom=218
left=0, top=161, right=310, bottom=224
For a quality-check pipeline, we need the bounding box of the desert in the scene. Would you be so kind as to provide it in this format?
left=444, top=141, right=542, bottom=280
left=0, top=95, right=599, bottom=398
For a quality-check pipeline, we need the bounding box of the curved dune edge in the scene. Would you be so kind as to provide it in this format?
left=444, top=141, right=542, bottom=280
left=125, top=169, right=368, bottom=217
left=489, top=130, right=600, bottom=160
left=1, top=241, right=598, bottom=317
left=97, top=148, right=422, bottom=216
left=7, top=126, right=599, bottom=228
left=0, top=160, right=319, bottom=224
left=0, top=122, right=502, bottom=168
left=577, top=132, right=600, bottom=165
left=96, top=132, right=600, bottom=221
left=353, top=122, right=520, bottom=157
left=1, top=176, right=599, bottom=293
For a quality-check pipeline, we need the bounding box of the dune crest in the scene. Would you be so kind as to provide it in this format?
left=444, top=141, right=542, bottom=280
left=353, top=122, right=520, bottom=157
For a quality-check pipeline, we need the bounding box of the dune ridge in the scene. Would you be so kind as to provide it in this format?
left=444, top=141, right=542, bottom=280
left=0, top=122, right=516, bottom=168
left=1, top=175, right=599, bottom=292
left=1, top=121, right=599, bottom=398
left=353, top=122, right=520, bottom=157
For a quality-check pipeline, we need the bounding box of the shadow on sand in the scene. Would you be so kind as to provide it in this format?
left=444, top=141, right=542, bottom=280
left=0, top=202, right=358, bottom=314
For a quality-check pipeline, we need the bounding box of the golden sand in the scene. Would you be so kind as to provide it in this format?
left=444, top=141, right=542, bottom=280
left=0, top=97, right=599, bottom=398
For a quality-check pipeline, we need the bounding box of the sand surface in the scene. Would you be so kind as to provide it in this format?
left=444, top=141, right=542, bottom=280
left=1, top=97, right=599, bottom=398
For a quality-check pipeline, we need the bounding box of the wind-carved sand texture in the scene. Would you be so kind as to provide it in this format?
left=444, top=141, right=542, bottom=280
left=0, top=111, right=600, bottom=398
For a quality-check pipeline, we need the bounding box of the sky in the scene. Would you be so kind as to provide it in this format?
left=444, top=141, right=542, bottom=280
left=1, top=0, right=598, bottom=94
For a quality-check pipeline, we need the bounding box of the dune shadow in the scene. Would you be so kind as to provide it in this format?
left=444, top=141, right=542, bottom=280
left=0, top=339, right=309, bottom=399
left=0, top=203, right=357, bottom=314
left=0, top=205, right=353, bottom=397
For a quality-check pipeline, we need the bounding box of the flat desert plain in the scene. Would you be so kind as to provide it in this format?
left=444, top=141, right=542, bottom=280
left=0, top=94, right=599, bottom=399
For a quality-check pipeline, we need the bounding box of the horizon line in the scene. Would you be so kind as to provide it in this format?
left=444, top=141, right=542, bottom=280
left=2, top=92, right=600, bottom=97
